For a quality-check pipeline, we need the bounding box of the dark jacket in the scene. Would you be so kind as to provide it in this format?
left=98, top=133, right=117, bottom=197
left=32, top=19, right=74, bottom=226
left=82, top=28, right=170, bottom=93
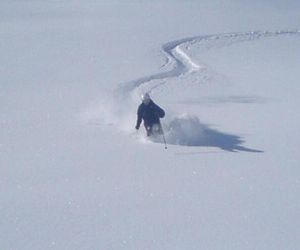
left=136, top=100, right=165, bottom=129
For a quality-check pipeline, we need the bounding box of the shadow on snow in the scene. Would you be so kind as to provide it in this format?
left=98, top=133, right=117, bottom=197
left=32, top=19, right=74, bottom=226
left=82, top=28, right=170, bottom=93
left=153, top=115, right=263, bottom=153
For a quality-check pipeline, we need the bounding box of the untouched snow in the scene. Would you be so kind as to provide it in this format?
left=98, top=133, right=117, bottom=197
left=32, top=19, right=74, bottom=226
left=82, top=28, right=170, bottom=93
left=1, top=1, right=300, bottom=249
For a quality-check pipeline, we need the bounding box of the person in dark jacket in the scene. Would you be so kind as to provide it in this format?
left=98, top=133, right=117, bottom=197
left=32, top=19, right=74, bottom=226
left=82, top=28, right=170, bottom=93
left=135, top=93, right=165, bottom=136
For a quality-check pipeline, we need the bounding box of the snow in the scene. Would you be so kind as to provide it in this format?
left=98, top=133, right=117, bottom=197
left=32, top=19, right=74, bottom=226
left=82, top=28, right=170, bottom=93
left=1, top=1, right=300, bottom=249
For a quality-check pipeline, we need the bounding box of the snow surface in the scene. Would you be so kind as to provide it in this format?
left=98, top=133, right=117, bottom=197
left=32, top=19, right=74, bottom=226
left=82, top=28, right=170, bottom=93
left=1, top=1, right=300, bottom=249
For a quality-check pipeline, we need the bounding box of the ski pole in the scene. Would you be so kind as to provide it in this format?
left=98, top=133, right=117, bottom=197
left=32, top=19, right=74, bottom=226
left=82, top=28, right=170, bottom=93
left=160, top=122, right=168, bottom=149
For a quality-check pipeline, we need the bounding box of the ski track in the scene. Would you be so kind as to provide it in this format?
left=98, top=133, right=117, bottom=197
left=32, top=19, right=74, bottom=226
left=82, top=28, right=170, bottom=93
left=116, top=30, right=300, bottom=99
left=97, top=29, right=300, bottom=149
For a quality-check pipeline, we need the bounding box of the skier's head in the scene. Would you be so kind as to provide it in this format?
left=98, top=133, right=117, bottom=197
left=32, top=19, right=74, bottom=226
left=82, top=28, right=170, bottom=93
left=141, top=93, right=151, bottom=105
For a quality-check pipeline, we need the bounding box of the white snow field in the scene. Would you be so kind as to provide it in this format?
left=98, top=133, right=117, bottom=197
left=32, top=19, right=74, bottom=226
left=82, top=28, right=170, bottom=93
left=1, top=1, right=300, bottom=249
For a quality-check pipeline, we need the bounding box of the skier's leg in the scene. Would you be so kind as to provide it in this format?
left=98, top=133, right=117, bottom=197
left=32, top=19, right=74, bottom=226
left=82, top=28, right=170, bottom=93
left=151, top=122, right=162, bottom=135
left=144, top=123, right=152, bottom=136
left=157, top=121, right=163, bottom=134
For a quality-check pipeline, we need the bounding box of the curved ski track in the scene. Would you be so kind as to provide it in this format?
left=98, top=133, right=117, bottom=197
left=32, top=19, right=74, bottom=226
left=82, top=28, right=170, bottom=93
left=117, top=30, right=300, bottom=98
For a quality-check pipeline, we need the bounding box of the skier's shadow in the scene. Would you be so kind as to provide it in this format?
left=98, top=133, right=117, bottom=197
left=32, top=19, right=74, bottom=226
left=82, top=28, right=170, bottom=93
left=160, top=116, right=263, bottom=153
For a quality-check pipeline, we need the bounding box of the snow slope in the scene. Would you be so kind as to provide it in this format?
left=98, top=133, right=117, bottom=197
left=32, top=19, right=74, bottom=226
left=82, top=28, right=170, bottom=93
left=1, top=1, right=300, bottom=249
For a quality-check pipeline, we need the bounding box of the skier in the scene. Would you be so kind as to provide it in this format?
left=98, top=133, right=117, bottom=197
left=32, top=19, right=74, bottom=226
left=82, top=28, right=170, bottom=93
left=135, top=93, right=165, bottom=136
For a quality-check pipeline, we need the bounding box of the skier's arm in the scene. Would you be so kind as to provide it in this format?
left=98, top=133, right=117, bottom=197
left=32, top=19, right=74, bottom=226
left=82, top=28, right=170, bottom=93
left=154, top=104, right=165, bottom=118
left=136, top=106, right=143, bottom=129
